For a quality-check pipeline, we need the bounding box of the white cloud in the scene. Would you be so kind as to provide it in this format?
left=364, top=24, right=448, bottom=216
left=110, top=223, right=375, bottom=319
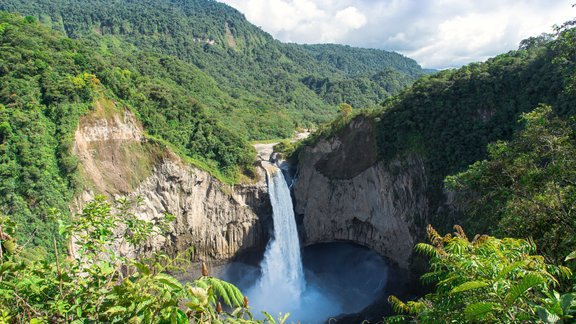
left=218, top=0, right=575, bottom=69
left=335, top=6, right=367, bottom=29
left=220, top=0, right=367, bottom=43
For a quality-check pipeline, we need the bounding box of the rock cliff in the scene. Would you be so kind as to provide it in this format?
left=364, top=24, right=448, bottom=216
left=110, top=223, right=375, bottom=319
left=73, top=100, right=270, bottom=261
left=293, top=117, right=428, bottom=269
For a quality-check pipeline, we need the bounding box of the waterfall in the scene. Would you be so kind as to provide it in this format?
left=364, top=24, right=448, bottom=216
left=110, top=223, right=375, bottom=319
left=236, top=163, right=383, bottom=323
left=248, top=164, right=306, bottom=316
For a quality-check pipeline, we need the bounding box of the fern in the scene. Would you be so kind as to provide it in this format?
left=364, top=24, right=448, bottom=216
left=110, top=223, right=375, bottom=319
left=420, top=271, right=444, bottom=285
left=197, top=277, right=245, bottom=308
left=415, top=243, right=439, bottom=258
left=453, top=225, right=468, bottom=240
left=495, top=260, right=525, bottom=280
left=155, top=273, right=183, bottom=291
left=388, top=295, right=410, bottom=314
left=505, top=274, right=545, bottom=305
left=426, top=224, right=443, bottom=246
left=464, top=302, right=496, bottom=320
left=450, top=281, right=489, bottom=294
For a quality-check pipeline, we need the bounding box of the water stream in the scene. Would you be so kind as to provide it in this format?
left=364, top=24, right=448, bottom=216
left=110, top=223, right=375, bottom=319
left=247, top=165, right=306, bottom=316
left=231, top=163, right=389, bottom=323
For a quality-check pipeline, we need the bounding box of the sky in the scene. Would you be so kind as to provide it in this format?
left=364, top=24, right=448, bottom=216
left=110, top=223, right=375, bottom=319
left=217, top=0, right=575, bottom=69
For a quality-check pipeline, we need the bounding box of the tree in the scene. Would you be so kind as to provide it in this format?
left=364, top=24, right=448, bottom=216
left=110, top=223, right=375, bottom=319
left=445, top=105, right=576, bottom=264
left=339, top=103, right=353, bottom=117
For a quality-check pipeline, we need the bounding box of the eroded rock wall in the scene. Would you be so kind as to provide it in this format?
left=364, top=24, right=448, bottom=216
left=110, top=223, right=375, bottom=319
left=73, top=101, right=270, bottom=261
left=293, top=117, right=428, bottom=269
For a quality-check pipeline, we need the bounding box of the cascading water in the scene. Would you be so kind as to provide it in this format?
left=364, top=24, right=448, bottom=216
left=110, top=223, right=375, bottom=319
left=237, top=163, right=388, bottom=323
left=248, top=164, right=306, bottom=317
left=215, top=160, right=395, bottom=323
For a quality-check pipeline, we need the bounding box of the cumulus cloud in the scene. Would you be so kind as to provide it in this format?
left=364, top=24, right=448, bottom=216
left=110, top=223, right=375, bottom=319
left=218, top=0, right=575, bottom=69
left=219, top=0, right=367, bottom=43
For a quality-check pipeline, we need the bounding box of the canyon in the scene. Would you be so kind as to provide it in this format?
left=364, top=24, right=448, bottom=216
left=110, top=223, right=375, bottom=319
left=72, top=102, right=428, bottom=271
left=72, top=101, right=271, bottom=261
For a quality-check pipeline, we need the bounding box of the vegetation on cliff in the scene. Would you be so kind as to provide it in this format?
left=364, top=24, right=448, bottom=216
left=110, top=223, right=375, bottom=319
left=0, top=12, right=254, bottom=252
left=446, top=105, right=576, bottom=264
left=380, top=22, right=576, bottom=322
left=374, top=31, right=575, bottom=209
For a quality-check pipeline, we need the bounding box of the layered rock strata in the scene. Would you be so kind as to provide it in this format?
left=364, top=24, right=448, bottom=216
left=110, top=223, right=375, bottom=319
left=293, top=117, right=428, bottom=269
left=72, top=102, right=270, bottom=261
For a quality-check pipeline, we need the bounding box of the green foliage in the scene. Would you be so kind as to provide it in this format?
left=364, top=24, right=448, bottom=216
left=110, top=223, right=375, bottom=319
left=362, top=22, right=576, bottom=232
left=339, top=103, right=353, bottom=117
left=0, top=0, right=424, bottom=138
left=0, top=0, right=425, bottom=254
left=446, top=105, right=576, bottom=264
left=388, top=225, right=573, bottom=323
left=0, top=11, right=258, bottom=253
left=0, top=197, right=274, bottom=323
left=0, top=12, right=93, bottom=252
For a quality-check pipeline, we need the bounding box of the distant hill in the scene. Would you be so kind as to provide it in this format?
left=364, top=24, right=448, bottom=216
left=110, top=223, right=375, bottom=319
left=0, top=0, right=426, bottom=139
left=301, top=22, right=576, bottom=235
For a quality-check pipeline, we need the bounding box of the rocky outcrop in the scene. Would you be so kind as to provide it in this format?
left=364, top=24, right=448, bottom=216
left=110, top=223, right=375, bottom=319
left=293, top=117, right=428, bottom=269
left=73, top=100, right=270, bottom=261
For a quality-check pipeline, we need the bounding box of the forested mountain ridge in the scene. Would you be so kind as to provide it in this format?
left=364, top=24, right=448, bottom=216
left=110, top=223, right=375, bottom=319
left=297, top=44, right=424, bottom=77
left=0, top=12, right=257, bottom=251
left=0, top=0, right=425, bottom=255
left=297, top=19, right=576, bottom=265
left=0, top=0, right=426, bottom=138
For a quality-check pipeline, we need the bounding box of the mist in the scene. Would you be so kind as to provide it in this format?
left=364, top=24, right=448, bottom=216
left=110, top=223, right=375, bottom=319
left=220, top=242, right=389, bottom=323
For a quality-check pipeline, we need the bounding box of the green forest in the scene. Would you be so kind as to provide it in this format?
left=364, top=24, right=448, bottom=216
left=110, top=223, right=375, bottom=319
left=0, top=0, right=576, bottom=322
left=0, top=0, right=425, bottom=257
left=301, top=18, right=576, bottom=323
left=0, top=0, right=425, bottom=140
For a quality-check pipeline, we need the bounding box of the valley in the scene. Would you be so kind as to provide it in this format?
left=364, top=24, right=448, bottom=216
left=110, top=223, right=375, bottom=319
left=0, top=0, right=574, bottom=323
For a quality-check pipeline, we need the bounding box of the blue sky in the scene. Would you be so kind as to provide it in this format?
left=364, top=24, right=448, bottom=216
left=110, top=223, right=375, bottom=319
left=218, top=0, right=575, bottom=69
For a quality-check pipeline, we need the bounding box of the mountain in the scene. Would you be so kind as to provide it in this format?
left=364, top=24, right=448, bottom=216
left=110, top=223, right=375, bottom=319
left=0, top=0, right=426, bottom=140
left=0, top=0, right=426, bottom=254
left=0, top=11, right=256, bottom=249
left=293, top=21, right=576, bottom=267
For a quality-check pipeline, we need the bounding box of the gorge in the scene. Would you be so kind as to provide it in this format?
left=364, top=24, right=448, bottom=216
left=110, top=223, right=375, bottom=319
left=221, top=162, right=395, bottom=323
left=70, top=102, right=413, bottom=321
left=1, top=0, right=575, bottom=322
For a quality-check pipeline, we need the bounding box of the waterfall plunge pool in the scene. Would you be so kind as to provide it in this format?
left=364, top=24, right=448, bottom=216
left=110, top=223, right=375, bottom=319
left=216, top=166, right=414, bottom=323
left=219, top=242, right=401, bottom=323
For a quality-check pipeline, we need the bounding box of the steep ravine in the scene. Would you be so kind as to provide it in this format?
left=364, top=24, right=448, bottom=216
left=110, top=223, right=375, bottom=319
left=71, top=99, right=427, bottom=272
left=72, top=101, right=271, bottom=261
left=293, top=117, right=428, bottom=269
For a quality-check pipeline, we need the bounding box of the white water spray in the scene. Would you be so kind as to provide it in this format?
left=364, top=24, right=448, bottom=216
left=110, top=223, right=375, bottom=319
left=229, top=164, right=389, bottom=323
left=248, top=165, right=306, bottom=316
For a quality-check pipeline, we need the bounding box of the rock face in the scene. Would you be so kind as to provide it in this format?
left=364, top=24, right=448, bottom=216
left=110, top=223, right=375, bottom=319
left=73, top=101, right=270, bottom=261
left=117, top=158, right=269, bottom=260
left=293, top=117, right=428, bottom=269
